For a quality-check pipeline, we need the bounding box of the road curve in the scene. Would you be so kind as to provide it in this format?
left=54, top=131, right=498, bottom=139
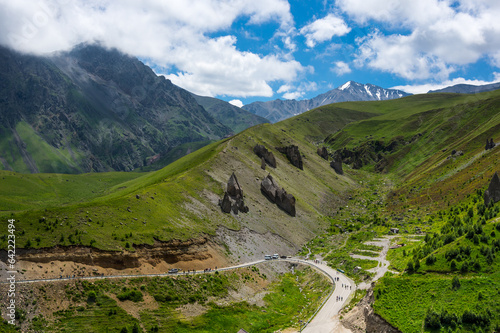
left=300, top=261, right=354, bottom=333
left=2, top=258, right=355, bottom=332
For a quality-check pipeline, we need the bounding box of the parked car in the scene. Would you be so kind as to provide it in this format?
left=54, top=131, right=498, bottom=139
left=168, top=268, right=179, bottom=274
left=280, top=255, right=287, bottom=259
left=264, top=255, right=272, bottom=260
left=272, top=254, right=279, bottom=259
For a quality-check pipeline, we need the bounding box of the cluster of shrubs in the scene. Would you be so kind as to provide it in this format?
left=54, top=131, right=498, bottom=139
left=404, top=199, right=500, bottom=273
left=425, top=308, right=495, bottom=331
left=119, top=323, right=141, bottom=333
left=117, top=288, right=143, bottom=302
left=148, top=274, right=231, bottom=305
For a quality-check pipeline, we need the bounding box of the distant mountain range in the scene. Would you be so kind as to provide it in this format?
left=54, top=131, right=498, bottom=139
left=191, top=94, right=268, bottom=134
left=243, top=81, right=411, bottom=123
left=0, top=44, right=266, bottom=174
left=428, top=82, right=500, bottom=94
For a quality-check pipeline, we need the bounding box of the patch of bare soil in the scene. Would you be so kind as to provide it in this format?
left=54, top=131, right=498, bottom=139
left=176, top=303, right=209, bottom=319
left=216, top=226, right=299, bottom=263
left=109, top=293, right=158, bottom=320
left=341, top=286, right=401, bottom=333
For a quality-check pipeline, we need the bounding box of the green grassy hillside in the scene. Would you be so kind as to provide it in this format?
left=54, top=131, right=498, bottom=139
left=3, top=88, right=500, bottom=332
left=1, top=106, right=374, bottom=251
left=3, top=90, right=500, bottom=253
left=373, top=191, right=500, bottom=332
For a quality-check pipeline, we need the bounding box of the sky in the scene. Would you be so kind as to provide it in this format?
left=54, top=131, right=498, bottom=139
left=2, top=0, right=500, bottom=107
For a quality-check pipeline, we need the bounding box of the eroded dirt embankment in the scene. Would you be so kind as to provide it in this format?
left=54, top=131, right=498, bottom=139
left=0, top=226, right=302, bottom=280
left=14, top=237, right=218, bottom=268
left=341, top=286, right=401, bottom=333
left=0, top=236, right=230, bottom=280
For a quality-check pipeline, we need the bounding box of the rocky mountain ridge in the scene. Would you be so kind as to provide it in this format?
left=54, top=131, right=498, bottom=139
left=243, top=81, right=410, bottom=123
left=0, top=44, right=264, bottom=174
left=428, top=81, right=500, bottom=94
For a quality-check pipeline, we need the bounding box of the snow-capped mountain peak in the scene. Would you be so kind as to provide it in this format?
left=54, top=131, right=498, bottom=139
left=339, top=81, right=352, bottom=91
left=243, top=81, right=411, bottom=123
left=335, top=81, right=407, bottom=101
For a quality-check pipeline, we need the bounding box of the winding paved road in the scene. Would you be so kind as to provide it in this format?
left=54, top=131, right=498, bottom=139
left=2, top=257, right=355, bottom=332
left=301, top=261, right=355, bottom=333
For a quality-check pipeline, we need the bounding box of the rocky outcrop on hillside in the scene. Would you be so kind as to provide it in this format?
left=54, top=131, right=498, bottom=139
left=219, top=173, right=249, bottom=214
left=260, top=157, right=266, bottom=170
left=276, top=145, right=303, bottom=170
left=330, top=134, right=422, bottom=172
left=317, top=146, right=329, bottom=160
left=253, top=145, right=277, bottom=168
left=485, top=138, right=496, bottom=150
left=330, top=158, right=343, bottom=175
left=260, top=174, right=296, bottom=216
left=484, top=172, right=500, bottom=205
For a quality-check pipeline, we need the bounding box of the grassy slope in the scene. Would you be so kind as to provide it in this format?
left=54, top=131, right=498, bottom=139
left=2, top=107, right=374, bottom=250
left=322, top=90, right=500, bottom=212
left=374, top=214, right=500, bottom=332
left=0, top=121, right=84, bottom=174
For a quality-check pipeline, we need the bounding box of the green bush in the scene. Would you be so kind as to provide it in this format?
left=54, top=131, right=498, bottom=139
left=117, top=289, right=143, bottom=302
left=87, top=291, right=97, bottom=303
left=426, top=254, right=437, bottom=265
left=452, top=276, right=460, bottom=290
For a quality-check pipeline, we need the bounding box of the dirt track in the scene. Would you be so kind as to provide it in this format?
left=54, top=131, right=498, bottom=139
left=350, top=236, right=396, bottom=290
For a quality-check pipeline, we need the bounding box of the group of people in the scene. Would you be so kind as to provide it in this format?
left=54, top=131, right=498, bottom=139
left=334, top=276, right=352, bottom=302
left=203, top=267, right=217, bottom=273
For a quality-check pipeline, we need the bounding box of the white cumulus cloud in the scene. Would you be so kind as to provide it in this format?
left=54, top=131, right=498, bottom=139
left=300, top=13, right=351, bottom=48
left=0, top=0, right=301, bottom=98
left=228, top=99, right=244, bottom=108
left=338, top=0, right=500, bottom=81
left=331, top=61, right=351, bottom=75
left=391, top=76, right=500, bottom=95
left=278, top=81, right=318, bottom=100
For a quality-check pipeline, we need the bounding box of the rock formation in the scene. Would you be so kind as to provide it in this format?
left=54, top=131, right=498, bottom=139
left=219, top=173, right=249, bottom=214
left=330, top=158, right=343, bottom=175
left=485, top=138, right=496, bottom=150
left=261, top=157, right=266, bottom=170
left=447, top=150, right=464, bottom=159
left=261, top=174, right=279, bottom=203
left=253, top=145, right=277, bottom=168
left=317, top=146, right=329, bottom=160
left=260, top=174, right=296, bottom=216
left=341, top=286, right=402, bottom=333
left=484, top=172, right=500, bottom=205
left=276, top=145, right=303, bottom=170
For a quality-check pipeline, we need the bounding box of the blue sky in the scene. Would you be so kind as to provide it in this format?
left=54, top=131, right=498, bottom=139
left=2, top=0, right=500, bottom=107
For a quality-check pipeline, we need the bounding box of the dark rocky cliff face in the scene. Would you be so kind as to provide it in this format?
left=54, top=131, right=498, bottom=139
left=0, top=44, right=232, bottom=173
left=484, top=172, right=500, bottom=205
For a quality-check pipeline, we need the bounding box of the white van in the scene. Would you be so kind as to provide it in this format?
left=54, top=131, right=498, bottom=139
left=264, top=255, right=272, bottom=260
